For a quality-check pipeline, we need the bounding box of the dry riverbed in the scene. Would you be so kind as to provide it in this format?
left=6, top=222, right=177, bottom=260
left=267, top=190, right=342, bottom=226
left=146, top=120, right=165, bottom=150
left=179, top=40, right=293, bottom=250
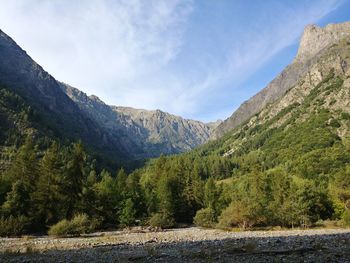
left=1, top=227, right=350, bottom=262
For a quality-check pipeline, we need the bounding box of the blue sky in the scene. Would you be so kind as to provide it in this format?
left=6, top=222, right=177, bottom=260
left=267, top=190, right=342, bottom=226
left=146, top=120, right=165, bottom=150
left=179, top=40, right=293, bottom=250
left=0, top=0, right=349, bottom=122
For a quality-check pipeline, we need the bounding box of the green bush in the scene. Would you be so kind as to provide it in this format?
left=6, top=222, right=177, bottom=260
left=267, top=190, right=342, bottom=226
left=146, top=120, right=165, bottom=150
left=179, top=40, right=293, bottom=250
left=342, top=209, right=350, bottom=226
left=48, top=219, right=72, bottom=236
left=70, top=213, right=94, bottom=234
left=341, top=112, right=350, bottom=120
left=148, top=213, right=175, bottom=229
left=0, top=215, right=29, bottom=237
left=329, top=118, right=341, bottom=128
left=194, top=208, right=216, bottom=228
left=218, top=201, right=255, bottom=229
left=48, top=214, right=95, bottom=237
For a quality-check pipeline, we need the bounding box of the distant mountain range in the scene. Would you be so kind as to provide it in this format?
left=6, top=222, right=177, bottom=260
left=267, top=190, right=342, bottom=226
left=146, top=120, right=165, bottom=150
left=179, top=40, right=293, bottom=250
left=61, top=83, right=220, bottom=159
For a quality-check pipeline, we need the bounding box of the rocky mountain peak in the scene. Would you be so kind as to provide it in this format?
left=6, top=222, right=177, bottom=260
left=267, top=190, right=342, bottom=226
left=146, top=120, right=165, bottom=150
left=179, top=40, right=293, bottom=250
left=211, top=21, right=350, bottom=139
left=295, top=22, right=350, bottom=62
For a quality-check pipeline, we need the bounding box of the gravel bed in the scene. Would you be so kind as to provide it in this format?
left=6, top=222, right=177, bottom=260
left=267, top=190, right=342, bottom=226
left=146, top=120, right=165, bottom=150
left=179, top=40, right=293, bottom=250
left=0, top=227, right=350, bottom=262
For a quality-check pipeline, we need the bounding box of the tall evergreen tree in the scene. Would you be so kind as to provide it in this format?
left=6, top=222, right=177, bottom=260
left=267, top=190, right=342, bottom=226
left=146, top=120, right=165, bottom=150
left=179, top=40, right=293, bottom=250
left=62, top=142, right=86, bottom=218
left=32, top=142, right=64, bottom=226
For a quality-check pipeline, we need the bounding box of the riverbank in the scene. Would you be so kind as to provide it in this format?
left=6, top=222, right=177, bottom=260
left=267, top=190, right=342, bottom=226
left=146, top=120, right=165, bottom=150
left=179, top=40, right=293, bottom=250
left=1, top=227, right=350, bottom=262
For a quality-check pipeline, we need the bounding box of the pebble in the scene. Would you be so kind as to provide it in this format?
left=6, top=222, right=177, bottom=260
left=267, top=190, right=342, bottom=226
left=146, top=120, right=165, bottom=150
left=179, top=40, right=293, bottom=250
left=1, top=227, right=350, bottom=262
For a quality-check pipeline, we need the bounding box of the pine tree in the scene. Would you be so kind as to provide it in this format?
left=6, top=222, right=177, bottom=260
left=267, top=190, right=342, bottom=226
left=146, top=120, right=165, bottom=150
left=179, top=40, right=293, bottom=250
left=119, top=198, right=136, bottom=227
left=93, top=170, right=119, bottom=224
left=1, top=180, right=30, bottom=217
left=156, top=175, right=176, bottom=217
left=32, top=142, right=64, bottom=226
left=5, top=137, right=39, bottom=188
left=204, top=177, right=219, bottom=211
left=116, top=168, right=127, bottom=200
left=62, top=141, right=86, bottom=218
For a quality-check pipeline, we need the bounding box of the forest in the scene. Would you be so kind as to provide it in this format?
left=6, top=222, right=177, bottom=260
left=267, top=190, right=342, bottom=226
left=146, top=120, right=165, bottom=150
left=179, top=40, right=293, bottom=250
left=1, top=70, right=350, bottom=237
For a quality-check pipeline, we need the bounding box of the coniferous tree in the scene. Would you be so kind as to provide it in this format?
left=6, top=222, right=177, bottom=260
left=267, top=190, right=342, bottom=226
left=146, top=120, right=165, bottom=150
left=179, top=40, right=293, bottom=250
left=62, top=142, right=86, bottom=218
left=32, top=142, right=64, bottom=226
left=119, top=198, right=136, bottom=227
left=1, top=181, right=30, bottom=217
left=93, top=170, right=118, bottom=225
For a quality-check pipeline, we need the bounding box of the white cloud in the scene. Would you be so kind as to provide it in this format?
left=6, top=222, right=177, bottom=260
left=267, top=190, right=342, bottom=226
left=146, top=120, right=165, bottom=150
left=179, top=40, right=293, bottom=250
left=0, top=0, right=193, bottom=102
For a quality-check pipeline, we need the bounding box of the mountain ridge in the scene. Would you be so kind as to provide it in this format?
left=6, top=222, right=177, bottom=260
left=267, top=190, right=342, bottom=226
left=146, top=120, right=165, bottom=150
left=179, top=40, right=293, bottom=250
left=212, top=21, right=350, bottom=139
left=0, top=28, right=139, bottom=167
left=0, top=27, right=220, bottom=164
left=61, top=83, right=221, bottom=159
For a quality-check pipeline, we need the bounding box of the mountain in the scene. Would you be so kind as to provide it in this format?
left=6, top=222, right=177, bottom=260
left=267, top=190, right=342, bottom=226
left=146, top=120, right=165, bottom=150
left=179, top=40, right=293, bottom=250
left=132, top=21, right=350, bottom=229
left=0, top=28, right=219, bottom=168
left=61, top=83, right=219, bottom=159
left=113, top=106, right=218, bottom=158
left=212, top=21, right=350, bottom=139
left=211, top=34, right=350, bottom=159
left=0, top=29, right=133, bottom=168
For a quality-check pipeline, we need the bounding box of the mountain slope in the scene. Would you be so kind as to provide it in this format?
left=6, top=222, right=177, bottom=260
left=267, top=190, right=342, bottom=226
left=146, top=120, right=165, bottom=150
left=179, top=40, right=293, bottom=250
left=113, top=106, right=216, bottom=157
left=212, top=21, right=350, bottom=139
left=61, top=83, right=219, bottom=159
left=0, top=29, right=131, bottom=166
left=211, top=36, right=350, bottom=160
left=133, top=26, right=350, bottom=229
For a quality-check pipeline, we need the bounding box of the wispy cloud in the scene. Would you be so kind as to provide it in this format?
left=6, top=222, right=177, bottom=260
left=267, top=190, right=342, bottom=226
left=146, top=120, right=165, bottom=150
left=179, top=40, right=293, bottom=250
left=0, top=0, right=344, bottom=122
left=0, top=0, right=193, bottom=102
left=171, top=0, right=344, bottom=120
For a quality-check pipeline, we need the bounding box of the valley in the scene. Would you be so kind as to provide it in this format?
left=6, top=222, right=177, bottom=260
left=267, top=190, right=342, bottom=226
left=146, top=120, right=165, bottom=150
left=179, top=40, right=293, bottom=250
left=1, top=4, right=350, bottom=262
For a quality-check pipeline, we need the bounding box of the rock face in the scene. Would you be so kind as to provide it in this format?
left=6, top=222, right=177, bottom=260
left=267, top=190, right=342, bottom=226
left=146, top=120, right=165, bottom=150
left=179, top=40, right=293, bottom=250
left=296, top=22, right=350, bottom=62
left=61, top=84, right=219, bottom=159
left=212, top=21, right=350, bottom=139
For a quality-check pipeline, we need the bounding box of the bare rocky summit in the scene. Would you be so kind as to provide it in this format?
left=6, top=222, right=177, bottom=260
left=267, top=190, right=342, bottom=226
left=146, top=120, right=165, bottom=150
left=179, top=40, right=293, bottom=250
left=296, top=22, right=350, bottom=62
left=212, top=21, right=350, bottom=139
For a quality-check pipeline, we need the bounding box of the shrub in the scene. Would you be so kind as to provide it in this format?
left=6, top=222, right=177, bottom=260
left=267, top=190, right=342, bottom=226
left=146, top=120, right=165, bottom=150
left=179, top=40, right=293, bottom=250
left=341, top=112, right=350, bottom=120
left=48, top=219, right=72, bottom=236
left=342, top=210, right=350, bottom=226
left=148, top=213, right=175, bottom=229
left=70, top=213, right=93, bottom=234
left=193, top=208, right=216, bottom=228
left=218, top=201, right=255, bottom=229
left=48, top=214, right=94, bottom=237
left=329, top=118, right=340, bottom=128
left=0, top=215, right=29, bottom=237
